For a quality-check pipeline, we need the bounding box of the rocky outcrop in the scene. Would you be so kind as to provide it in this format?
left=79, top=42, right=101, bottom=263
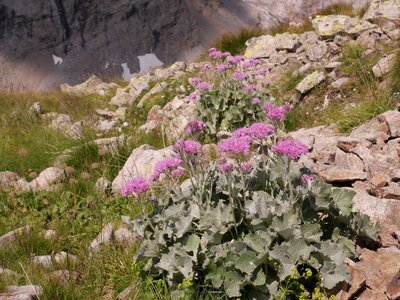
left=312, top=15, right=376, bottom=38
left=112, top=145, right=174, bottom=193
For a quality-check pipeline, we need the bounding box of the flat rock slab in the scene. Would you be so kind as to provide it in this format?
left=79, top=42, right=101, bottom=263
left=312, top=15, right=376, bottom=38
left=363, top=0, right=400, bottom=24
left=296, top=71, right=325, bottom=94
left=244, top=33, right=300, bottom=58
left=317, top=167, right=367, bottom=183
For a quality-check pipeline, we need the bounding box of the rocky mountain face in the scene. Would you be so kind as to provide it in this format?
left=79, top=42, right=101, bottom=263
left=0, top=0, right=365, bottom=91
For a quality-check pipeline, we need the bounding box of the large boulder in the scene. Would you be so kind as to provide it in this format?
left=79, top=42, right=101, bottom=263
left=244, top=33, right=300, bottom=58
left=363, top=0, right=400, bottom=25
left=25, top=167, right=64, bottom=193
left=112, top=145, right=174, bottom=193
left=60, top=75, right=117, bottom=97
left=140, top=96, right=197, bottom=143
left=312, top=15, right=376, bottom=38
left=372, top=54, right=397, bottom=78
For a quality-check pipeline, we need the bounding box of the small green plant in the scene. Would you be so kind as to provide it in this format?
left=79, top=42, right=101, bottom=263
left=212, top=27, right=265, bottom=55
left=390, top=51, right=400, bottom=94
left=268, top=20, right=313, bottom=35
left=317, top=2, right=356, bottom=17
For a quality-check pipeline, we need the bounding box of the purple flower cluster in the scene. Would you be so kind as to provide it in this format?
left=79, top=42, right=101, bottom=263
left=242, top=58, right=262, bottom=69
left=240, top=161, right=254, bottom=173
left=226, top=55, right=245, bottom=65
left=263, top=103, right=293, bottom=122
left=215, top=64, right=228, bottom=72
left=175, top=139, right=203, bottom=154
left=301, top=174, right=314, bottom=185
left=121, top=176, right=150, bottom=197
left=151, top=157, right=183, bottom=181
left=188, top=77, right=202, bottom=86
left=188, top=92, right=200, bottom=102
left=196, top=81, right=212, bottom=91
left=271, top=139, right=308, bottom=160
left=243, top=84, right=257, bottom=93
left=233, top=71, right=248, bottom=81
left=257, top=68, right=268, bottom=76
left=219, top=162, right=235, bottom=172
left=218, top=136, right=252, bottom=155
left=185, top=119, right=207, bottom=135
left=201, top=64, right=211, bottom=71
left=209, top=48, right=231, bottom=59
left=251, top=97, right=260, bottom=105
left=232, top=123, right=275, bottom=140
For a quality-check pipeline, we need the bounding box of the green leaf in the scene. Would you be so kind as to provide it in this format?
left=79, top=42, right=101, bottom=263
left=235, top=250, right=258, bottom=275
left=252, top=268, right=267, bottom=286
left=205, top=265, right=223, bottom=288
left=183, top=234, right=201, bottom=259
left=224, top=271, right=245, bottom=298
left=331, top=188, right=354, bottom=217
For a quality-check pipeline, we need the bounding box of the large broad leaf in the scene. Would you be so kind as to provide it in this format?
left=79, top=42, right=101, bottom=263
left=205, top=264, right=224, bottom=288
left=235, top=250, right=258, bottom=275
left=252, top=268, right=267, bottom=286
left=243, top=232, right=271, bottom=255
left=270, top=239, right=314, bottom=280
left=314, top=183, right=333, bottom=209
left=224, top=271, right=245, bottom=298
left=183, top=234, right=201, bottom=259
left=331, top=188, right=354, bottom=217
left=299, top=223, right=323, bottom=243
left=175, top=215, right=193, bottom=238
left=320, top=260, right=349, bottom=290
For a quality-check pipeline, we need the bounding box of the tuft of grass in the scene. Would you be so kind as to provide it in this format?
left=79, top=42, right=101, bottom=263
left=317, top=2, right=356, bottom=17
left=391, top=51, right=400, bottom=94
left=268, top=20, right=313, bottom=35
left=211, top=27, right=265, bottom=55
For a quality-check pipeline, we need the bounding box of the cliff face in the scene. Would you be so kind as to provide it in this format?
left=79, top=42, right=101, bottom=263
left=0, top=0, right=363, bottom=91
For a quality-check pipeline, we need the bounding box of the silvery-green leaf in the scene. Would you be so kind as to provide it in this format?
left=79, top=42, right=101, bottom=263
left=175, top=215, right=193, bottom=238
left=252, top=268, right=267, bottom=286
left=183, top=234, right=201, bottom=259
left=235, top=250, right=258, bottom=275
left=224, top=271, right=245, bottom=298
left=331, top=188, right=354, bottom=217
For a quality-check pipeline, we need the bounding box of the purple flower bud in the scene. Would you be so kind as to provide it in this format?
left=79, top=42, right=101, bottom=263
left=121, top=177, right=150, bottom=197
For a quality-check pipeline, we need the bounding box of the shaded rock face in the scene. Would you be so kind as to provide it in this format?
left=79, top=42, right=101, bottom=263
left=0, top=0, right=364, bottom=91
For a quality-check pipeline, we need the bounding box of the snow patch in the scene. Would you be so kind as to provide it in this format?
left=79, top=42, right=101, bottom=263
left=137, top=53, right=163, bottom=73
left=121, top=63, right=134, bottom=80
left=52, top=55, right=63, bottom=65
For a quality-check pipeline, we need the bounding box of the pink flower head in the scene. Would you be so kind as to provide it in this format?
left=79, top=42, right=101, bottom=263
left=248, top=123, right=275, bottom=139
left=209, top=50, right=224, bottom=59
left=232, top=127, right=251, bottom=138
left=151, top=157, right=184, bottom=181
left=233, top=71, right=248, bottom=81
left=201, top=64, right=211, bottom=71
left=243, top=84, right=257, bottom=93
left=185, top=119, right=207, bottom=135
left=121, top=176, right=150, bottom=197
left=222, top=52, right=231, bottom=57
left=188, top=92, right=200, bottom=102
left=215, top=64, right=228, bottom=72
left=175, top=139, right=203, bottom=154
left=219, top=162, right=235, bottom=172
left=271, top=139, right=308, bottom=160
left=171, top=169, right=185, bottom=178
left=189, top=77, right=202, bottom=86
left=208, top=48, right=217, bottom=53
left=241, top=161, right=254, bottom=173
left=196, top=81, right=212, bottom=91
left=262, top=102, right=273, bottom=112
left=218, top=136, right=252, bottom=155
left=251, top=97, right=260, bottom=105
left=301, top=174, right=314, bottom=185
left=265, top=104, right=293, bottom=122
left=257, top=68, right=268, bottom=76
left=227, top=55, right=245, bottom=65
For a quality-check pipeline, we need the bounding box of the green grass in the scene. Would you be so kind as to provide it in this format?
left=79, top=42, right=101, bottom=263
left=390, top=51, right=400, bottom=94
left=268, top=20, right=313, bottom=35
left=317, top=2, right=357, bottom=17
left=271, top=65, right=307, bottom=101
left=211, top=27, right=265, bottom=55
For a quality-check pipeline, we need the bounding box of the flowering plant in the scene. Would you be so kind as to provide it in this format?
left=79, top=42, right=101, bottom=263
left=124, top=120, right=377, bottom=299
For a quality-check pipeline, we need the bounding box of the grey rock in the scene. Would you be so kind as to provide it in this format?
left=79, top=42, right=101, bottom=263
left=325, top=61, right=342, bottom=70
left=114, top=227, right=139, bottom=247
left=387, top=29, right=400, bottom=40
left=0, top=267, right=22, bottom=279
left=117, top=286, right=134, bottom=300
left=0, top=226, right=30, bottom=249
left=245, top=33, right=300, bottom=58
left=94, top=119, right=117, bottom=132
left=363, top=0, right=400, bottom=24
left=317, top=167, right=367, bottom=183
left=89, top=223, right=114, bottom=253
left=379, top=110, right=400, bottom=138
left=312, top=15, right=376, bottom=38
left=372, top=54, right=397, bottom=78
left=31, top=252, right=78, bottom=269
left=27, top=102, right=42, bottom=115
left=137, top=81, right=168, bottom=109
left=42, top=229, right=58, bottom=240
left=49, top=270, right=80, bottom=285
left=112, top=145, right=174, bottom=193
left=26, top=167, right=64, bottom=193
left=60, top=75, right=117, bottom=96
left=1, top=285, right=43, bottom=300
left=335, top=149, right=364, bottom=171
left=95, top=177, right=110, bottom=194
left=331, top=77, right=351, bottom=89
left=296, top=71, right=325, bottom=94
